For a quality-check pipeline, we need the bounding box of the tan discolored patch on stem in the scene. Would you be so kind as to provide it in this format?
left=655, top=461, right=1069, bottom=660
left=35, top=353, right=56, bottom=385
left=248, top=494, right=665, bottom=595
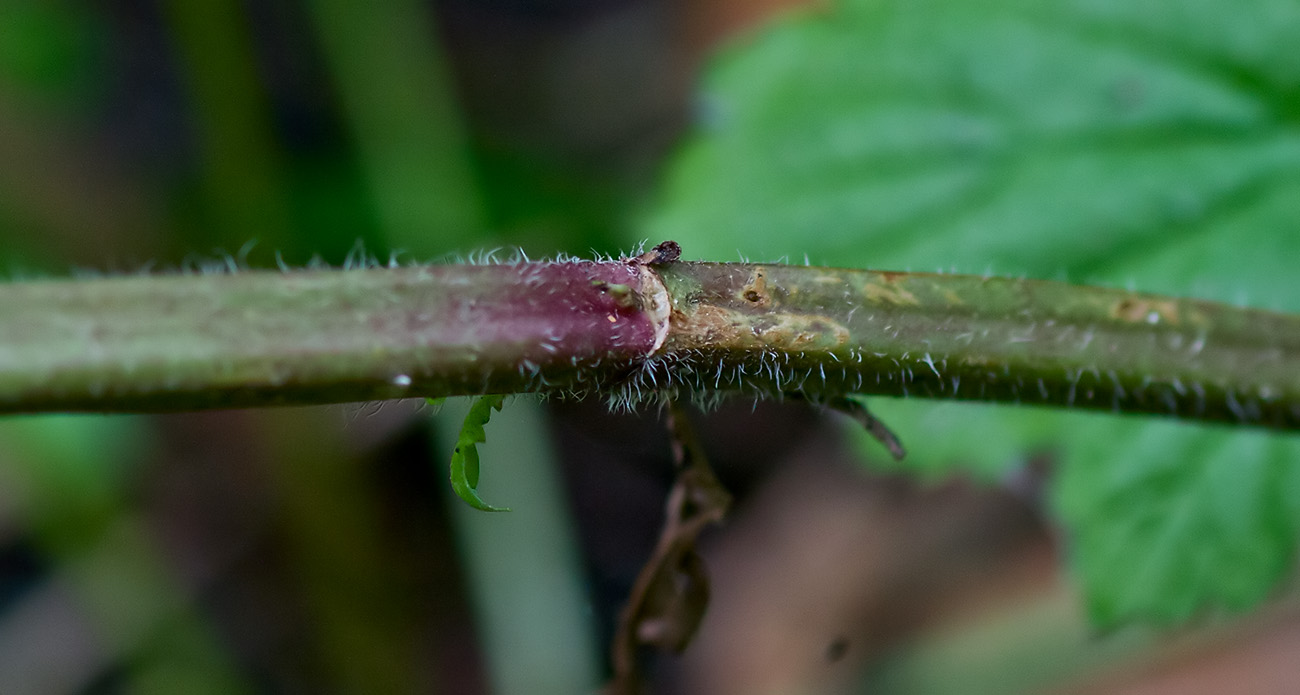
left=1111, top=296, right=1182, bottom=325
left=665, top=303, right=850, bottom=353
left=747, top=314, right=851, bottom=351
left=666, top=304, right=744, bottom=350
left=863, top=277, right=920, bottom=306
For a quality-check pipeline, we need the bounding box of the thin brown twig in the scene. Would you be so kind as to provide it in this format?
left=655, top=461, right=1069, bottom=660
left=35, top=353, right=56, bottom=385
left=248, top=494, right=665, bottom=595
left=606, top=401, right=732, bottom=695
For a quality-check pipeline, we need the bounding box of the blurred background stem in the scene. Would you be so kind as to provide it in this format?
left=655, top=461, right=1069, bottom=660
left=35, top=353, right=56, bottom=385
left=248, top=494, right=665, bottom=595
left=160, top=0, right=294, bottom=254
left=433, top=399, right=602, bottom=694
left=299, top=4, right=604, bottom=692
left=302, top=0, right=486, bottom=254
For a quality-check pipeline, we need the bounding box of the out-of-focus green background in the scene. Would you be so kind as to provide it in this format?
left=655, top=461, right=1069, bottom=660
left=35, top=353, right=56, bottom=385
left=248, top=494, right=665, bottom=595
left=3, top=1, right=1300, bottom=694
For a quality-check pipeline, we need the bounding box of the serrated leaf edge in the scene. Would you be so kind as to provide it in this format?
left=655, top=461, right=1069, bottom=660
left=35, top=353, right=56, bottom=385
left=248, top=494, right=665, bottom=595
left=449, top=395, right=511, bottom=512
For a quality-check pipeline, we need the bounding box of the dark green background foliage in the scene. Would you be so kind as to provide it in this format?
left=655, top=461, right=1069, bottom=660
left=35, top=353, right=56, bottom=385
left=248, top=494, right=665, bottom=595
left=646, top=0, right=1300, bottom=626
left=1, top=0, right=1298, bottom=692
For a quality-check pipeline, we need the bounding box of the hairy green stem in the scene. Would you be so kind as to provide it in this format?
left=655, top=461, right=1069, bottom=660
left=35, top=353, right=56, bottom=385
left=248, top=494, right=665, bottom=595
left=649, top=263, right=1300, bottom=430
left=2, top=260, right=1299, bottom=431
left=0, top=262, right=662, bottom=413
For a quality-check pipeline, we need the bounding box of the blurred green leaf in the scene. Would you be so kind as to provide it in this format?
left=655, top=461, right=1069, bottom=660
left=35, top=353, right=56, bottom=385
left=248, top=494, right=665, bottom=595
left=0, top=2, right=100, bottom=102
left=0, top=415, right=149, bottom=551
left=450, top=395, right=511, bottom=512
left=1056, top=421, right=1296, bottom=625
left=644, top=0, right=1300, bottom=624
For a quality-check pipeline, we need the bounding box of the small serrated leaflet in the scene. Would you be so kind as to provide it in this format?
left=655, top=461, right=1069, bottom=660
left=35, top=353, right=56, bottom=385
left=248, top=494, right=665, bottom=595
left=449, top=394, right=511, bottom=511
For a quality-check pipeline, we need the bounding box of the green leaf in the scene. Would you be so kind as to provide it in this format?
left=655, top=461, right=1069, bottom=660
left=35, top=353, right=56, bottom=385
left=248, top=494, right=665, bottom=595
left=645, top=0, right=1300, bottom=624
left=449, top=395, right=511, bottom=512
left=1054, top=419, right=1296, bottom=625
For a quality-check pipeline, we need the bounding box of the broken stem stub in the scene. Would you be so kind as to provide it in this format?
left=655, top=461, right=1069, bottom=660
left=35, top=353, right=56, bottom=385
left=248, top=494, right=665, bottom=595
left=827, top=396, right=907, bottom=461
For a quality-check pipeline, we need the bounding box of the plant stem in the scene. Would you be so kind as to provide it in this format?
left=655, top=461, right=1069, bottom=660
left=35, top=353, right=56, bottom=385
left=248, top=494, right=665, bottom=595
left=649, top=263, right=1300, bottom=430
left=0, top=262, right=662, bottom=413
left=3, top=260, right=1299, bottom=431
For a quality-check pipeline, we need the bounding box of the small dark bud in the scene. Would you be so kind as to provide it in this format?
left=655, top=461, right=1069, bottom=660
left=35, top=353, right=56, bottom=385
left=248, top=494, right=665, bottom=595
left=631, top=240, right=682, bottom=266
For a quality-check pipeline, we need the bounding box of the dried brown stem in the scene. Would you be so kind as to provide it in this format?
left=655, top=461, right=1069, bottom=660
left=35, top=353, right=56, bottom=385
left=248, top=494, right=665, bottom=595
left=607, top=402, right=731, bottom=695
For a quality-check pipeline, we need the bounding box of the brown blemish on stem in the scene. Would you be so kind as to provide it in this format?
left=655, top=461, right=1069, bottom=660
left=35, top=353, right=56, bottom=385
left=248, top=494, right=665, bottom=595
left=1112, top=297, right=1180, bottom=326
left=741, top=267, right=771, bottom=307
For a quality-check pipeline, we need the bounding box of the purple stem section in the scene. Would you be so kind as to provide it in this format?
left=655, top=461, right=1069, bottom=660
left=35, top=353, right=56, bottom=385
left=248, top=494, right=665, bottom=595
left=0, top=262, right=659, bottom=413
